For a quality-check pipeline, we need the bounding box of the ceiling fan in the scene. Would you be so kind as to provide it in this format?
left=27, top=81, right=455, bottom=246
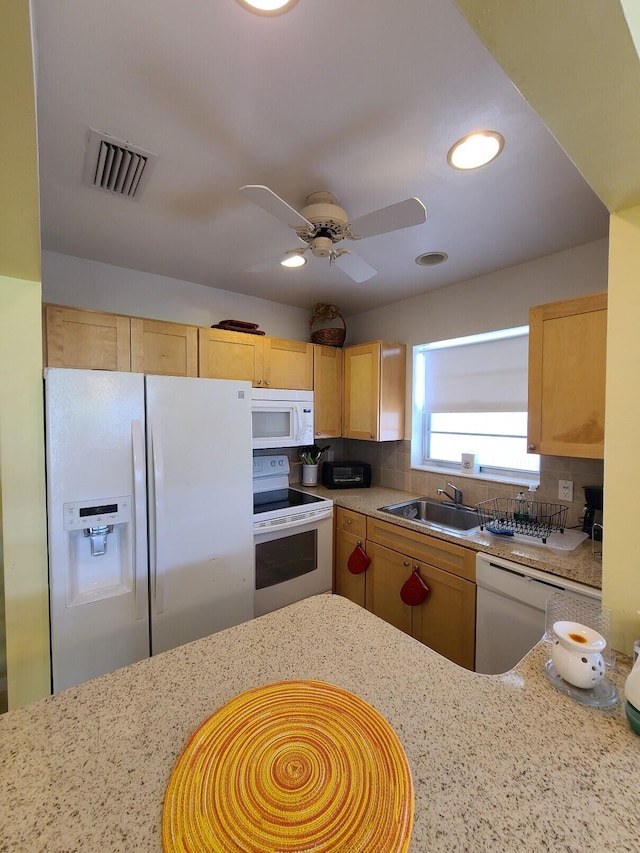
left=239, top=185, right=427, bottom=283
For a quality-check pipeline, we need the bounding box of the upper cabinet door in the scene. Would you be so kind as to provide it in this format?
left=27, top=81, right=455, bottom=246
left=313, top=345, right=342, bottom=438
left=130, top=318, right=198, bottom=377
left=263, top=338, right=313, bottom=390
left=528, top=292, right=607, bottom=458
left=44, top=305, right=131, bottom=371
left=198, top=327, right=263, bottom=384
left=343, top=341, right=406, bottom=441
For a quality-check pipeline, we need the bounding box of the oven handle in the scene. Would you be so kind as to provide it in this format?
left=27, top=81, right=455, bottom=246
left=254, top=508, right=333, bottom=534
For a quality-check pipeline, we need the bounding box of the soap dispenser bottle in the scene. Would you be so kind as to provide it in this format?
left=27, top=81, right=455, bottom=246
left=514, top=492, right=529, bottom=522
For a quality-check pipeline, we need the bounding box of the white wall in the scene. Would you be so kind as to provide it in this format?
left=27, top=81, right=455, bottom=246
left=41, top=251, right=311, bottom=341
left=345, top=238, right=609, bottom=440
left=346, top=238, right=608, bottom=344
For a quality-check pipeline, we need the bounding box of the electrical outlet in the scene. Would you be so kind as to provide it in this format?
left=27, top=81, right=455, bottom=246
left=558, top=479, right=574, bottom=501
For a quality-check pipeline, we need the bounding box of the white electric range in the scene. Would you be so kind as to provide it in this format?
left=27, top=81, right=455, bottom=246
left=252, top=455, right=333, bottom=616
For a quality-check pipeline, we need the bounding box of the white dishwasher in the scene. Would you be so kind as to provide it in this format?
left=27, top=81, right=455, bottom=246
left=475, top=552, right=602, bottom=674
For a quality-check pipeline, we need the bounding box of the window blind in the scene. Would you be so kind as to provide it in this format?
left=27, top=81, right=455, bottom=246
left=422, top=330, right=528, bottom=414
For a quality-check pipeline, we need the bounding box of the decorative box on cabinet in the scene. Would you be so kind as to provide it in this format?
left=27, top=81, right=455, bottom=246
left=528, top=291, right=607, bottom=459
left=342, top=341, right=406, bottom=440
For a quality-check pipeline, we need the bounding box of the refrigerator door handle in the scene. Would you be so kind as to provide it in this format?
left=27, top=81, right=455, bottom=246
left=150, top=421, right=166, bottom=614
left=131, top=419, right=147, bottom=621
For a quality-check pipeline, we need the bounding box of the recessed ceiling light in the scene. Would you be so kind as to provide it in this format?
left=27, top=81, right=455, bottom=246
left=235, top=0, right=298, bottom=15
left=447, top=131, right=504, bottom=170
left=415, top=251, right=448, bottom=266
left=280, top=253, right=306, bottom=268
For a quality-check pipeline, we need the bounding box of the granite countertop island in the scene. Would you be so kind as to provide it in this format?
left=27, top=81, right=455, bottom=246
left=305, top=484, right=603, bottom=589
left=1, top=594, right=637, bottom=852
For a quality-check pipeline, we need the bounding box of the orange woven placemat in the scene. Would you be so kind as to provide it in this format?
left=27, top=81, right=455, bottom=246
left=162, top=680, right=414, bottom=853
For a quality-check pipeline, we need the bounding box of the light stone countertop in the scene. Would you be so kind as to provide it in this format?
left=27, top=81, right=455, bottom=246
left=0, top=594, right=637, bottom=852
left=301, top=484, right=603, bottom=589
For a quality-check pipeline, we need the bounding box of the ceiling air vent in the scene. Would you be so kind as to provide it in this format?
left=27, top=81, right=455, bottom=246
left=83, top=128, right=158, bottom=200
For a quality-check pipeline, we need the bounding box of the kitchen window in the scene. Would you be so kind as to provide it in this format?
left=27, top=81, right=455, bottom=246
left=412, top=327, right=540, bottom=482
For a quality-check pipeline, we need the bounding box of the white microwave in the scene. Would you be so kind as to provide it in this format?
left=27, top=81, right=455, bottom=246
left=251, top=389, right=314, bottom=449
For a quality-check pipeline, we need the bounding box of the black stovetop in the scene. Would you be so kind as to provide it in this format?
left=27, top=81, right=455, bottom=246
left=253, top=488, right=326, bottom=515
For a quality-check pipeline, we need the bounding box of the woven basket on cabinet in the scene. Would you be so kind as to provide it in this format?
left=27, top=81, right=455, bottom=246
left=309, top=306, right=346, bottom=348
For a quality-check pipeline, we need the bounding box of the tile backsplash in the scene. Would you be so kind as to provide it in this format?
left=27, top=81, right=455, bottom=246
left=336, top=439, right=603, bottom=531
left=257, top=440, right=603, bottom=531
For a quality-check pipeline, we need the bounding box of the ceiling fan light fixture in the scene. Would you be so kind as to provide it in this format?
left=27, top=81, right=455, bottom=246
left=280, top=252, right=306, bottom=268
left=235, top=0, right=298, bottom=15
left=416, top=251, right=448, bottom=266
left=447, top=131, right=504, bottom=170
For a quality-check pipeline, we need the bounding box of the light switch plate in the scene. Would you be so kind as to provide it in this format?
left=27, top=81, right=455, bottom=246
left=558, top=479, right=574, bottom=501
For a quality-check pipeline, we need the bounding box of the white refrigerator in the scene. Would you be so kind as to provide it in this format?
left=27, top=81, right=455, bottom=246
left=45, top=368, right=254, bottom=693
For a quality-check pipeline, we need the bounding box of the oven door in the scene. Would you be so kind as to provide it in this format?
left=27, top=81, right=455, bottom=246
left=254, top=512, right=333, bottom=617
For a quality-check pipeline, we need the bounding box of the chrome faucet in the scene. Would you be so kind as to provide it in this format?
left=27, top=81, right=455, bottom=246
left=437, top=482, right=463, bottom=507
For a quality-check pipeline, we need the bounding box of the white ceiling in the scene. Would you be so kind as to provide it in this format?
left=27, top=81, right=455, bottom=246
left=31, top=0, right=609, bottom=315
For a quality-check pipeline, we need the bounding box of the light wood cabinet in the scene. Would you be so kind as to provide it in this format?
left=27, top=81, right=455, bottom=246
left=342, top=341, right=406, bottom=440
left=130, top=317, right=198, bottom=377
left=366, top=516, right=476, bottom=669
left=334, top=508, right=368, bottom=608
left=44, top=305, right=131, bottom=371
left=366, top=516, right=476, bottom=582
left=313, top=345, right=342, bottom=438
left=198, top=328, right=313, bottom=389
left=528, top=292, right=607, bottom=458
left=198, top=327, right=262, bottom=383
left=264, top=337, right=313, bottom=390
left=410, top=560, right=476, bottom=670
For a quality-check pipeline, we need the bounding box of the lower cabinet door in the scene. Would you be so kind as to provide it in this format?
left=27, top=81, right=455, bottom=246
left=367, top=542, right=412, bottom=636
left=334, top=528, right=368, bottom=609
left=368, top=541, right=476, bottom=669
left=411, top=560, right=476, bottom=670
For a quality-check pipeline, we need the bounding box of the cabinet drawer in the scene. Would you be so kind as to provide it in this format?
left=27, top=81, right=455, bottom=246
left=336, top=507, right=367, bottom=538
left=366, top=516, right=475, bottom=581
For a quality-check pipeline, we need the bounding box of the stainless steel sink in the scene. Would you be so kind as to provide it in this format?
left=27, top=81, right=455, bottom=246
left=378, top=498, right=480, bottom=533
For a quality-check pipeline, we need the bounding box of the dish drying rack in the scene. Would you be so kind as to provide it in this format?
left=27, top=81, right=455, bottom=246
left=475, top=498, right=568, bottom=543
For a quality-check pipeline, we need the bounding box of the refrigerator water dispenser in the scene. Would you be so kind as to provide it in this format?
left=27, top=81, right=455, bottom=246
left=63, top=497, right=133, bottom=607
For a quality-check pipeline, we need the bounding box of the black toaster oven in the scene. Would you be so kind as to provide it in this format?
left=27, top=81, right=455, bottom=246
left=321, top=461, right=371, bottom=489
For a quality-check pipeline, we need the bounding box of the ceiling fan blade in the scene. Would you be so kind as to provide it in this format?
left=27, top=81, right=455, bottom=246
left=349, top=197, right=427, bottom=239
left=334, top=250, right=378, bottom=283
left=239, top=185, right=312, bottom=229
